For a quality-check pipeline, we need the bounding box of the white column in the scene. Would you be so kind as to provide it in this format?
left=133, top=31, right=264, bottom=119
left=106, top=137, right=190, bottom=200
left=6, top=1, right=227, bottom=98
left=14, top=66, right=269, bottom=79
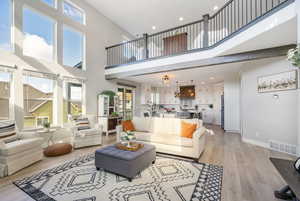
left=12, top=1, right=24, bottom=130
left=297, top=0, right=300, bottom=156
left=53, top=79, right=63, bottom=127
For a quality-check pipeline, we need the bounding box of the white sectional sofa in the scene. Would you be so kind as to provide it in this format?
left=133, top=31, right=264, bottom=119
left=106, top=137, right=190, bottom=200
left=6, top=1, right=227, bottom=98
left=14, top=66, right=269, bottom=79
left=117, top=117, right=206, bottom=160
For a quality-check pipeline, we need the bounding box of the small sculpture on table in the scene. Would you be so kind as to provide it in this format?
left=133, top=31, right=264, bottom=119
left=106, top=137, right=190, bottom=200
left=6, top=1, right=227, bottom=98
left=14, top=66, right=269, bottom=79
left=120, top=131, right=136, bottom=148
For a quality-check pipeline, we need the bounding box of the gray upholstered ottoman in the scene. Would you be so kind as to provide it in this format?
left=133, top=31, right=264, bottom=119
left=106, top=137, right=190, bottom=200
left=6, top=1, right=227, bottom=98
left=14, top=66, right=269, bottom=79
left=95, top=143, right=156, bottom=181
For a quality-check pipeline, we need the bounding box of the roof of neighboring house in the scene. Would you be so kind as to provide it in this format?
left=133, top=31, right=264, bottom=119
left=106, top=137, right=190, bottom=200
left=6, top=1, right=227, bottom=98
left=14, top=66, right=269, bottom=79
left=0, top=81, right=53, bottom=117
left=74, top=61, right=82, bottom=69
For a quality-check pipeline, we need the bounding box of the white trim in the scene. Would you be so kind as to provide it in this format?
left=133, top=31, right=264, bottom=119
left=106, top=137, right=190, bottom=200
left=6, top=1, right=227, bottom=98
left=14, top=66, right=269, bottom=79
left=242, top=137, right=269, bottom=149
left=225, top=130, right=241, bottom=133
left=39, top=0, right=57, bottom=9
left=36, top=116, right=50, bottom=127
left=62, top=0, right=86, bottom=25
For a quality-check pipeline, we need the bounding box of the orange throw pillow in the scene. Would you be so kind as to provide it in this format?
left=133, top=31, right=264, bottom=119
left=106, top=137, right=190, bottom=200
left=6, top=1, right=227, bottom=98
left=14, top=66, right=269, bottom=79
left=122, top=120, right=135, bottom=131
left=181, top=121, right=197, bottom=138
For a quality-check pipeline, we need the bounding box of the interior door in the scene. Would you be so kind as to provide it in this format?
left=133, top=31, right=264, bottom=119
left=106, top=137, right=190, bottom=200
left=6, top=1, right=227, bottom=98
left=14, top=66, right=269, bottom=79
left=163, top=33, right=187, bottom=56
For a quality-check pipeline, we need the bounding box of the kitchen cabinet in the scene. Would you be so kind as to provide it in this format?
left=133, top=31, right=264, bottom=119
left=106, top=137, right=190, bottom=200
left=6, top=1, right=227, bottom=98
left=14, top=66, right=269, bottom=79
left=141, top=85, right=180, bottom=105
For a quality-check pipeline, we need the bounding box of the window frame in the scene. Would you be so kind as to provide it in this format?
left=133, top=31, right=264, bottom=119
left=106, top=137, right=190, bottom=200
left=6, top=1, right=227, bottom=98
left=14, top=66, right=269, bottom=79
left=23, top=73, right=55, bottom=128
left=62, top=0, right=86, bottom=25
left=62, top=25, right=86, bottom=70
left=22, top=5, right=57, bottom=63
left=36, top=116, right=50, bottom=127
left=64, top=81, right=83, bottom=121
left=40, top=0, right=57, bottom=9
left=0, top=70, right=13, bottom=120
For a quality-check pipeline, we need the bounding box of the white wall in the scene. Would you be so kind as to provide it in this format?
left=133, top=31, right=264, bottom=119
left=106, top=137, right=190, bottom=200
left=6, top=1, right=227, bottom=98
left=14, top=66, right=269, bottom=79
left=240, top=57, right=298, bottom=147
left=0, top=0, right=134, bottom=128
left=224, top=73, right=240, bottom=132
left=296, top=0, right=300, bottom=156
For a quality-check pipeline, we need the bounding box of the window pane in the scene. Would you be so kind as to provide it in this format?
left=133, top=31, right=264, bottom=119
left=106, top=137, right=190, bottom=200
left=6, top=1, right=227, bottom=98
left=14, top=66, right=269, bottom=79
left=63, top=83, right=82, bottom=122
left=70, top=85, right=82, bottom=101
left=63, top=1, right=84, bottom=24
left=23, top=8, right=55, bottom=62
left=0, top=72, right=11, bottom=120
left=0, top=0, right=12, bottom=51
left=41, top=0, right=55, bottom=7
left=23, top=75, right=54, bottom=128
left=63, top=26, right=83, bottom=68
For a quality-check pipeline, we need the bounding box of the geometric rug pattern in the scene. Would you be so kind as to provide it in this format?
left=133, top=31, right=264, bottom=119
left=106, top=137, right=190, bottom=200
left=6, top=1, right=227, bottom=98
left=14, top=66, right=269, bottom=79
left=14, top=154, right=223, bottom=201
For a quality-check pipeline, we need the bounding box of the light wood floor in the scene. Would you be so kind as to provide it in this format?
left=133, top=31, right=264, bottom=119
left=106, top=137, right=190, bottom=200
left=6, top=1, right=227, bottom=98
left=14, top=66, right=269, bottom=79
left=0, top=125, right=294, bottom=201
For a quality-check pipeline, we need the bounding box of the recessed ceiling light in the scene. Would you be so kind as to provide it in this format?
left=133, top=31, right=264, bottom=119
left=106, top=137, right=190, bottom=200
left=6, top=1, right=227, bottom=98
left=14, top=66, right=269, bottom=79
left=179, top=17, right=184, bottom=21
left=210, top=77, right=215, bottom=80
left=152, top=26, right=156, bottom=30
left=213, top=6, right=219, bottom=11
left=201, top=81, right=206, bottom=84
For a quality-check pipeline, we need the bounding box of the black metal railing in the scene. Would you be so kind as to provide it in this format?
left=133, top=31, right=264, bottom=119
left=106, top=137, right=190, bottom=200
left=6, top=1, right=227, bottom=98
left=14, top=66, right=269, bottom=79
left=106, top=0, right=292, bottom=67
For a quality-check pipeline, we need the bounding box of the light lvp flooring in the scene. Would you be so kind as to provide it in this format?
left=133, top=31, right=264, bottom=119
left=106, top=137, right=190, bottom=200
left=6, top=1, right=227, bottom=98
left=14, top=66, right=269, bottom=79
left=0, top=125, right=295, bottom=201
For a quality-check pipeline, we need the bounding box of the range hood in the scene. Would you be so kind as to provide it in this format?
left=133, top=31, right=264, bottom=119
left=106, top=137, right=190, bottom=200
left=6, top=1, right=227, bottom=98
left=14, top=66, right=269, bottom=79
left=180, top=85, right=195, bottom=99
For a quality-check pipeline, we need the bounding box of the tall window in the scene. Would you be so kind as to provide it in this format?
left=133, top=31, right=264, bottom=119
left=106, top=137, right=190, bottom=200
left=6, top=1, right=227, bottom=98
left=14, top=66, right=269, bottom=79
left=0, top=71, right=11, bottom=120
left=23, top=75, right=54, bottom=128
left=0, top=0, right=12, bottom=51
left=23, top=8, right=55, bottom=62
left=63, top=1, right=84, bottom=24
left=41, top=0, right=55, bottom=8
left=63, top=26, right=84, bottom=69
left=63, top=82, right=82, bottom=122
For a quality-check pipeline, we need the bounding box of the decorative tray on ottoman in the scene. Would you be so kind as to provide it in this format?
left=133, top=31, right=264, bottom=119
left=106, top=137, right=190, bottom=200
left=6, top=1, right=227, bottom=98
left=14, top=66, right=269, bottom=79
left=115, top=142, right=144, bottom=152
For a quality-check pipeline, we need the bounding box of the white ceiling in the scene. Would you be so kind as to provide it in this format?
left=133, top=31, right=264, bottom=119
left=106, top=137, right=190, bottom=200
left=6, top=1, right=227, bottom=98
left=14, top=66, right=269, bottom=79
left=86, top=0, right=229, bottom=36
left=126, top=62, right=244, bottom=87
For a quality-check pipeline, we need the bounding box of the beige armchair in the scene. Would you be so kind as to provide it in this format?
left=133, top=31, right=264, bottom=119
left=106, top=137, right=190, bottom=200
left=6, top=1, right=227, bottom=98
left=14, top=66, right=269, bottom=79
left=0, top=121, right=43, bottom=177
left=70, top=115, right=103, bottom=149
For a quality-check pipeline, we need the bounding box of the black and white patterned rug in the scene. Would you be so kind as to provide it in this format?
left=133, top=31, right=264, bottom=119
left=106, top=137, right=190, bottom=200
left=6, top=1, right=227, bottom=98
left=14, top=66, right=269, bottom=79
left=14, top=154, right=223, bottom=201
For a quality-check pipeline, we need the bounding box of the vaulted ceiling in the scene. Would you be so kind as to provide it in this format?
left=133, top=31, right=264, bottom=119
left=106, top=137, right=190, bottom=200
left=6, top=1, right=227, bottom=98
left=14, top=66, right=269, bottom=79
left=86, top=0, right=229, bottom=37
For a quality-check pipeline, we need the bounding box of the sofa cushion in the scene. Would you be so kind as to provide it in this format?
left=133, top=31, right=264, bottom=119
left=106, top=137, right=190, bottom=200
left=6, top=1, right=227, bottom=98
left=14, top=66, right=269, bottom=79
left=122, top=120, right=135, bottom=131
left=151, top=118, right=177, bottom=135
left=0, top=138, right=43, bottom=156
left=135, top=132, right=193, bottom=147
left=132, top=117, right=152, bottom=132
left=180, top=121, right=197, bottom=138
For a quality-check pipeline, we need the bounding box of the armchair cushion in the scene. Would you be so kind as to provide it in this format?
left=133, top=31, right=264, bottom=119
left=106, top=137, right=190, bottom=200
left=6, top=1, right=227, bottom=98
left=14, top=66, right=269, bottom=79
left=74, top=118, right=91, bottom=131
left=0, top=138, right=43, bottom=156
left=0, top=121, right=18, bottom=143
left=75, top=128, right=100, bottom=137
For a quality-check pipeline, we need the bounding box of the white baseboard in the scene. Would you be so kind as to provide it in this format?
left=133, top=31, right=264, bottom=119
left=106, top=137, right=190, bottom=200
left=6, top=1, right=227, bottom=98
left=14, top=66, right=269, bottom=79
left=225, top=130, right=240, bottom=133
left=242, top=138, right=269, bottom=149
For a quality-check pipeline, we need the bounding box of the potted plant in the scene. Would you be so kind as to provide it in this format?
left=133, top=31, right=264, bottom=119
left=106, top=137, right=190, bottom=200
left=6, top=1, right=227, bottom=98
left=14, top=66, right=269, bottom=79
left=287, top=45, right=300, bottom=67
left=43, top=122, right=51, bottom=132
left=121, top=131, right=136, bottom=147
left=111, top=112, right=119, bottom=117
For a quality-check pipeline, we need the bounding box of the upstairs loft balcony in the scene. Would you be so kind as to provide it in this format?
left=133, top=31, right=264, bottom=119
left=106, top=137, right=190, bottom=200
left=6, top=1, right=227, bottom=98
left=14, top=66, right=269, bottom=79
left=105, top=0, right=294, bottom=69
